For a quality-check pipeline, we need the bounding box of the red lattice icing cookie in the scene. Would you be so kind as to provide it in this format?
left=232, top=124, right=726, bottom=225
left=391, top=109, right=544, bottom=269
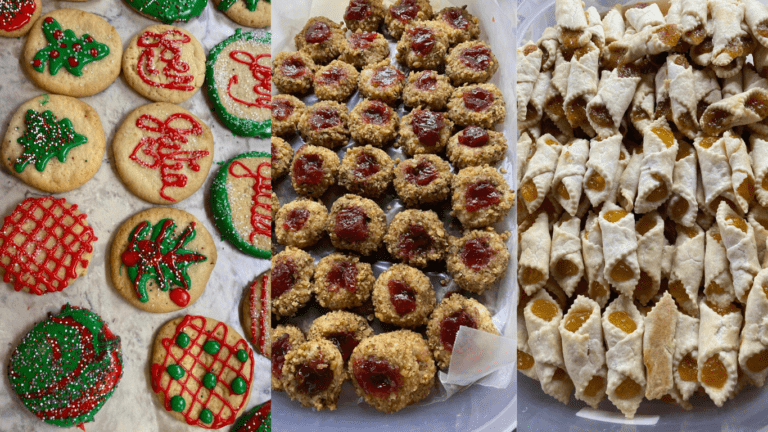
left=242, top=271, right=270, bottom=357
left=151, top=315, right=255, bottom=428
left=0, top=196, right=96, bottom=295
left=0, top=0, right=41, bottom=38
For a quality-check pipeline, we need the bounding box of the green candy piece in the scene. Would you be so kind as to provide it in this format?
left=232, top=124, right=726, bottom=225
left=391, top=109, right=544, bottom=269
left=33, top=17, right=110, bottom=77
left=176, top=332, right=190, bottom=348
left=231, top=376, right=247, bottom=395
left=199, top=408, right=214, bottom=424
left=203, top=340, right=220, bottom=355
left=203, top=372, right=217, bottom=389
left=126, top=0, right=208, bottom=24
left=236, top=349, right=249, bottom=363
left=15, top=109, right=87, bottom=173
left=167, top=364, right=185, bottom=380
left=170, top=395, right=186, bottom=412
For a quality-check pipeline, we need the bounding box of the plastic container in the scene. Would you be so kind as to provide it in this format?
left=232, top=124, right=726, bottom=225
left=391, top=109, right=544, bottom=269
left=516, top=1, right=768, bottom=430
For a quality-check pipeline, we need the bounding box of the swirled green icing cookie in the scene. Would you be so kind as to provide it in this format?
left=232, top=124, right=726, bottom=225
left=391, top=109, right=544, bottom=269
left=232, top=400, right=271, bottom=432
left=211, top=151, right=271, bottom=259
left=206, top=30, right=271, bottom=137
left=124, top=0, right=207, bottom=24
left=8, top=304, right=123, bottom=428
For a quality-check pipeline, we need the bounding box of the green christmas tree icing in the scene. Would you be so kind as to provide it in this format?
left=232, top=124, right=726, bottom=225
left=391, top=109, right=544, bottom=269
left=217, top=0, right=269, bottom=13
left=15, top=109, right=87, bottom=173
left=32, top=17, right=110, bottom=77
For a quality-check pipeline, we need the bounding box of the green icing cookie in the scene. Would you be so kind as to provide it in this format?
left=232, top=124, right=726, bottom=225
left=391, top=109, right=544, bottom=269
left=205, top=29, right=271, bottom=138
left=232, top=400, right=271, bottom=432
left=125, top=0, right=207, bottom=24
left=211, top=151, right=271, bottom=259
left=8, top=304, right=123, bottom=428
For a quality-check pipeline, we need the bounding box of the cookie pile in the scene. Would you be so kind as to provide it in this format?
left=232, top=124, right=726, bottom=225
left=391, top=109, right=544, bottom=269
left=271, top=0, right=512, bottom=414
left=517, top=0, right=768, bottom=419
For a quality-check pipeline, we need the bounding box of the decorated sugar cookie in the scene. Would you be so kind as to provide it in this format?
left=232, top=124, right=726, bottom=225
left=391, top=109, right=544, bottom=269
left=206, top=30, right=271, bottom=137
left=122, top=25, right=206, bottom=103
left=113, top=102, right=214, bottom=204
left=0, top=196, right=96, bottom=295
left=125, top=0, right=207, bottom=24
left=211, top=151, right=271, bottom=259
left=8, top=304, right=123, bottom=428
left=232, top=401, right=271, bottom=432
left=0, top=0, right=40, bottom=37
left=1, top=94, right=105, bottom=193
left=214, top=0, right=271, bottom=28
left=151, top=315, right=255, bottom=428
left=242, top=271, right=270, bottom=357
left=110, top=207, right=216, bottom=313
left=22, top=9, right=122, bottom=97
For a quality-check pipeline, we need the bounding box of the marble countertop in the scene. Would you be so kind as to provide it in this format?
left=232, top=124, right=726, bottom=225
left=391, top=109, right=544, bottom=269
left=0, top=1, right=271, bottom=431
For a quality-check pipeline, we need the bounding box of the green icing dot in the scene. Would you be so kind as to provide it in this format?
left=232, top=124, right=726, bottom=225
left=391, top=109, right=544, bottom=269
left=170, top=395, right=186, bottom=412
left=231, top=376, right=247, bottom=395
left=176, top=332, right=190, bottom=348
left=236, top=349, right=249, bottom=363
left=203, top=372, right=218, bottom=389
left=199, top=408, right=214, bottom=424
left=203, top=340, right=220, bottom=355
left=167, top=364, right=185, bottom=380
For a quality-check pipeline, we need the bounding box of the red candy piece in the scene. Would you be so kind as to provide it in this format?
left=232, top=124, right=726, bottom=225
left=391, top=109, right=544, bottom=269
left=296, top=355, right=334, bottom=396
left=271, top=258, right=297, bottom=299
left=353, top=152, right=380, bottom=179
left=404, top=160, right=438, bottom=186
left=280, top=56, right=308, bottom=79
left=414, top=71, right=437, bottom=91
left=272, top=98, right=295, bottom=121
left=361, top=100, right=391, bottom=125
left=409, top=26, right=436, bottom=56
left=334, top=206, right=369, bottom=242
left=462, top=87, right=494, bottom=112
left=327, top=260, right=358, bottom=293
left=411, top=110, right=445, bottom=147
left=458, top=126, right=490, bottom=148
left=353, top=355, right=403, bottom=398
left=388, top=279, right=417, bottom=315
left=440, top=310, right=477, bottom=351
left=169, top=288, right=190, bottom=307
left=460, top=237, right=497, bottom=271
left=465, top=181, right=502, bottom=212
left=283, top=207, right=310, bottom=232
left=293, top=153, right=325, bottom=185
left=459, top=45, right=492, bottom=71
left=304, top=21, right=332, bottom=44
left=350, top=31, right=378, bottom=49
left=309, top=107, right=342, bottom=131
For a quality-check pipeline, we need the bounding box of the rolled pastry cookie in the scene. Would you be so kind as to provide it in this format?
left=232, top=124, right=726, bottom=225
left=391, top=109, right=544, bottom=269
left=634, top=211, right=665, bottom=306
left=618, top=149, right=643, bottom=212
left=581, top=212, right=611, bottom=308
left=712, top=56, right=745, bottom=80
left=585, top=7, right=605, bottom=49
left=517, top=306, right=539, bottom=381
left=716, top=201, right=760, bottom=303
left=635, top=118, right=678, bottom=214
left=667, top=0, right=682, bottom=25
left=693, top=69, right=722, bottom=119
left=586, top=67, right=640, bottom=138
left=698, top=300, right=742, bottom=406
left=668, top=141, right=698, bottom=227
left=583, top=133, right=621, bottom=208
left=603, top=295, right=646, bottom=419
left=680, top=0, right=708, bottom=45
left=517, top=43, right=543, bottom=123
left=690, top=20, right=715, bottom=67
left=668, top=224, right=705, bottom=317
left=543, top=49, right=570, bottom=131
left=630, top=73, right=655, bottom=132
left=746, top=0, right=768, bottom=48
left=748, top=206, right=768, bottom=266
left=700, top=88, right=768, bottom=136
left=519, top=212, right=551, bottom=296
left=605, top=145, right=630, bottom=205
left=745, top=63, right=768, bottom=91
left=555, top=0, right=589, bottom=51
left=524, top=289, right=573, bottom=404
left=599, top=203, right=640, bottom=297
left=739, top=269, right=768, bottom=386
left=710, top=0, right=749, bottom=67
left=704, top=225, right=737, bottom=307
left=564, top=42, right=599, bottom=134
left=625, top=3, right=665, bottom=32
left=643, top=292, right=678, bottom=400
left=723, top=131, right=755, bottom=214
left=559, top=295, right=606, bottom=408
left=604, top=24, right=681, bottom=67
left=552, top=138, right=588, bottom=216
left=721, top=67, right=744, bottom=99
left=516, top=131, right=534, bottom=186
left=654, top=62, right=671, bottom=121
left=537, top=27, right=559, bottom=72
left=694, top=135, right=736, bottom=216
left=519, top=134, right=562, bottom=214
left=666, top=55, right=698, bottom=139
left=750, top=135, right=768, bottom=208
left=550, top=214, right=584, bottom=296
left=520, top=71, right=552, bottom=130
left=601, top=5, right=625, bottom=44
left=672, top=311, right=700, bottom=401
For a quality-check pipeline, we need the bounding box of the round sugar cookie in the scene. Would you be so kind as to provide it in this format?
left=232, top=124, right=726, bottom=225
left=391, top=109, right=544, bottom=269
left=150, top=315, right=255, bottom=428
left=0, top=0, right=41, bottom=37
left=122, top=24, right=206, bottom=103
left=125, top=0, right=207, bottom=23
left=206, top=30, right=271, bottom=138
left=8, top=304, right=123, bottom=428
left=1, top=94, right=105, bottom=193
left=22, top=9, right=122, bottom=97
left=211, top=151, right=271, bottom=258
left=110, top=207, right=217, bottom=313
left=113, top=102, right=214, bottom=204
left=241, top=271, right=271, bottom=357
left=232, top=401, right=271, bottom=432
left=213, top=0, right=271, bottom=28
left=0, top=196, right=96, bottom=295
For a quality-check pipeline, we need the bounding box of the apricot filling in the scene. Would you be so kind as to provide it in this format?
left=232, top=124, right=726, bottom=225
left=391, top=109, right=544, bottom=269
left=669, top=280, right=691, bottom=306
left=737, top=178, right=755, bottom=204
left=685, top=24, right=706, bottom=45
left=678, top=352, right=698, bottom=382
left=610, top=260, right=634, bottom=282
left=520, top=267, right=544, bottom=286
left=656, top=25, right=682, bottom=46
left=705, top=281, right=725, bottom=297
left=679, top=225, right=698, bottom=239
left=517, top=349, right=534, bottom=370
left=634, top=270, right=654, bottom=302
left=702, top=108, right=730, bottom=135
left=726, top=216, right=748, bottom=233
left=565, top=97, right=588, bottom=127
left=586, top=171, right=606, bottom=192
left=583, top=375, right=604, bottom=398
left=552, top=368, right=569, bottom=382
left=588, top=105, right=614, bottom=128
left=708, top=196, right=737, bottom=214
left=608, top=311, right=636, bottom=334
left=564, top=309, right=592, bottom=332
left=701, top=355, right=728, bottom=389
left=746, top=350, right=768, bottom=373
left=669, top=198, right=689, bottom=221
left=706, top=300, right=739, bottom=316
left=603, top=209, right=627, bottom=223
left=645, top=174, right=668, bottom=202
left=651, top=127, right=675, bottom=148
left=560, top=29, right=583, bottom=50
left=614, top=377, right=642, bottom=399
left=763, top=175, right=768, bottom=192
left=590, top=281, right=608, bottom=299
left=555, top=257, right=578, bottom=278
left=531, top=299, right=558, bottom=321
left=746, top=92, right=768, bottom=118
left=636, top=213, right=657, bottom=235
left=545, top=94, right=565, bottom=117
left=698, top=136, right=718, bottom=149
left=556, top=182, right=570, bottom=201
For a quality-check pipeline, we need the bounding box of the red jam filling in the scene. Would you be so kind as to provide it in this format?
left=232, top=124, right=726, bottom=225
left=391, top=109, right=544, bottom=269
left=317, top=66, right=347, bottom=86
left=460, top=237, right=496, bottom=271
left=463, top=87, right=494, bottom=112
left=345, top=0, right=372, bottom=21
left=414, top=71, right=437, bottom=91
left=294, top=153, right=325, bottom=185
left=271, top=258, right=297, bottom=298
left=328, top=331, right=359, bottom=363
left=409, top=26, right=436, bottom=56
left=411, top=110, right=445, bottom=147
left=397, top=224, right=433, bottom=260
left=327, top=260, right=359, bottom=293
left=283, top=207, right=310, bottom=232
left=371, top=66, right=403, bottom=88
left=466, top=181, right=501, bottom=212
left=271, top=334, right=292, bottom=379
left=304, top=21, right=332, bottom=44
left=404, top=160, right=439, bottom=186
left=361, top=100, right=392, bottom=125
left=391, top=0, right=420, bottom=23
left=272, top=98, right=295, bottom=121
left=459, top=45, right=492, bottom=71
left=353, top=355, right=403, bottom=398
left=334, top=206, right=369, bottom=242
left=309, top=107, right=342, bottom=131
left=296, top=356, right=334, bottom=396
left=443, top=7, right=469, bottom=30
left=440, top=310, right=477, bottom=351
left=388, top=279, right=418, bottom=315
left=350, top=31, right=378, bottom=49
left=280, top=56, right=308, bottom=79
left=458, top=126, right=490, bottom=147
left=353, top=152, right=381, bottom=179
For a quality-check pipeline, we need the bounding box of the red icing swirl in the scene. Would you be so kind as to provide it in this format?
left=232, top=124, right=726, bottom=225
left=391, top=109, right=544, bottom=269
left=226, top=51, right=271, bottom=109
left=136, top=29, right=195, bottom=91
left=228, top=159, right=272, bottom=243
